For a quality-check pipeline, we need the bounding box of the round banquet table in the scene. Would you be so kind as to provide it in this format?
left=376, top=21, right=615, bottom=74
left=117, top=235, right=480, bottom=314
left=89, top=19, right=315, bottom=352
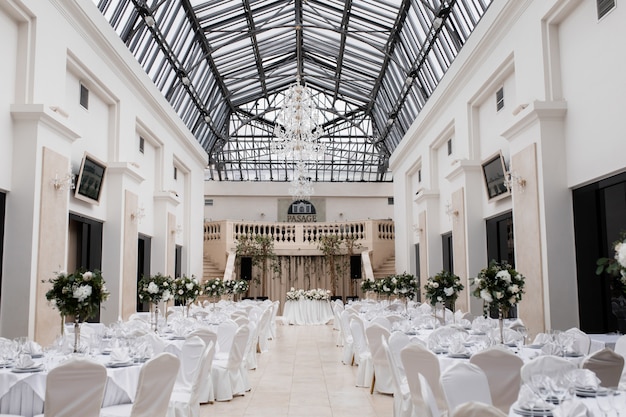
left=0, top=355, right=141, bottom=417
left=283, top=299, right=333, bottom=325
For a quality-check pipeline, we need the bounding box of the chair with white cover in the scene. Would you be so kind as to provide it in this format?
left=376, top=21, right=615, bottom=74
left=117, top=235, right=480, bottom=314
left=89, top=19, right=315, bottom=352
left=168, top=341, right=215, bottom=417
left=469, top=346, right=523, bottom=413
left=370, top=316, right=392, bottom=331
left=451, top=402, right=507, bottom=417
left=211, top=325, right=250, bottom=401
left=100, top=352, right=180, bottom=417
left=331, top=302, right=345, bottom=346
left=350, top=316, right=373, bottom=388
left=382, top=337, right=412, bottom=417
left=255, top=307, right=272, bottom=353
left=40, top=356, right=107, bottom=417
left=215, top=320, right=238, bottom=358
left=581, top=347, right=625, bottom=387
left=440, top=362, right=492, bottom=412
left=187, top=329, right=218, bottom=404
left=398, top=348, right=442, bottom=417
left=188, top=328, right=217, bottom=353
left=565, top=327, right=592, bottom=355
left=399, top=342, right=447, bottom=413
left=243, top=319, right=260, bottom=370
left=387, top=331, right=411, bottom=377
left=365, top=323, right=392, bottom=394
left=520, top=355, right=577, bottom=384
left=339, top=310, right=355, bottom=364
left=614, top=334, right=626, bottom=389
left=175, top=336, right=206, bottom=390
left=269, top=300, right=280, bottom=339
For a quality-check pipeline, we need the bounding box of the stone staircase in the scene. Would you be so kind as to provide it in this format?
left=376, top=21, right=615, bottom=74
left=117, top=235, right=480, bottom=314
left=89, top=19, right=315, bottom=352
left=373, top=255, right=396, bottom=279
left=203, top=256, right=224, bottom=282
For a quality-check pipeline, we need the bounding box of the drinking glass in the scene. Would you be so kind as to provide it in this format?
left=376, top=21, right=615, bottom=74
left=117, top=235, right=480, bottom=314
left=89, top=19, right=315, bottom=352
left=608, top=387, right=625, bottom=417
left=596, top=388, right=614, bottom=417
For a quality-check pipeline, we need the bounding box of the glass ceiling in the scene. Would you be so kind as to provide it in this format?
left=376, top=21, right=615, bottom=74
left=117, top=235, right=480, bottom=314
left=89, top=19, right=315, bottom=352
left=94, top=0, right=492, bottom=183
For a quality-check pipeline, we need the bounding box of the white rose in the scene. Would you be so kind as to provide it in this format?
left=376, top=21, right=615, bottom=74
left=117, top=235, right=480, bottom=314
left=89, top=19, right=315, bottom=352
left=432, top=282, right=439, bottom=288
left=162, top=289, right=171, bottom=301
left=444, top=287, right=454, bottom=297
left=508, top=284, right=519, bottom=294
left=82, top=271, right=93, bottom=281
left=73, top=284, right=92, bottom=302
left=496, top=270, right=511, bottom=283
left=480, top=289, right=493, bottom=303
left=178, top=289, right=184, bottom=295
left=508, top=296, right=517, bottom=305
left=495, top=291, right=503, bottom=299
left=147, top=282, right=159, bottom=294
left=437, top=296, right=443, bottom=302
left=616, top=242, right=626, bottom=268
left=186, top=283, right=194, bottom=290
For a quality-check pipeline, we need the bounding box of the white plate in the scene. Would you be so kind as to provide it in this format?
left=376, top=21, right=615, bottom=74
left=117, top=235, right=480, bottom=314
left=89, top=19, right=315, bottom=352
left=513, top=406, right=553, bottom=417
left=11, top=365, right=43, bottom=373
left=106, top=361, right=134, bottom=368
left=447, top=353, right=471, bottom=359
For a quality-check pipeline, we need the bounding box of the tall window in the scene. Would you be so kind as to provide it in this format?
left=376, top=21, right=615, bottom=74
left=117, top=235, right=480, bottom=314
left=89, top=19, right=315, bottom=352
left=442, top=232, right=453, bottom=273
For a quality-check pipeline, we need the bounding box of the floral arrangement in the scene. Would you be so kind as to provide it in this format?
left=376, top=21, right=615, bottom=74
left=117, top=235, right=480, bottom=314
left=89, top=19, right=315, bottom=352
left=138, top=273, right=174, bottom=304
left=286, top=287, right=331, bottom=301
left=224, top=279, right=249, bottom=295
left=203, top=278, right=225, bottom=298
left=596, top=233, right=626, bottom=293
left=172, top=275, right=202, bottom=305
left=360, top=279, right=376, bottom=293
left=424, top=270, right=464, bottom=307
left=471, top=260, right=525, bottom=315
left=44, top=268, right=110, bottom=321
left=375, top=273, right=418, bottom=299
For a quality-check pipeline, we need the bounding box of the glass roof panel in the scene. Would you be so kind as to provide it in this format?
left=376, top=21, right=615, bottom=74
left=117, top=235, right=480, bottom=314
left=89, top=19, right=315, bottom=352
left=94, top=0, right=493, bottom=184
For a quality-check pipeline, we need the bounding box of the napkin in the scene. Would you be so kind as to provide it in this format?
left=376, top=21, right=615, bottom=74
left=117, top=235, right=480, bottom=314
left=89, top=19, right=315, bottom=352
left=568, top=369, right=600, bottom=391
left=560, top=400, right=590, bottom=417
left=15, top=354, right=36, bottom=369
left=23, top=341, right=43, bottom=356
left=448, top=340, right=469, bottom=356
left=457, top=318, right=472, bottom=329
left=109, top=348, right=131, bottom=364
left=541, top=342, right=561, bottom=356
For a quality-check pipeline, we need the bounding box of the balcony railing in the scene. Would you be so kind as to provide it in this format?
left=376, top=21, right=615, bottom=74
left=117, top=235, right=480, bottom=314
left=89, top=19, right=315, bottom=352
left=204, top=219, right=395, bottom=271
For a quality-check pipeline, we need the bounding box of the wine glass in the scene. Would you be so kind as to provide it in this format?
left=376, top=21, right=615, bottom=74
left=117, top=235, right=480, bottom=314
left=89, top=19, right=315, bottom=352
left=608, top=387, right=625, bottom=417
left=596, top=388, right=614, bottom=417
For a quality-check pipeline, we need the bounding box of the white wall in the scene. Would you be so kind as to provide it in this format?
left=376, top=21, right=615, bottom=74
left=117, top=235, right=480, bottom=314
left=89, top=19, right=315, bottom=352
left=204, top=180, right=394, bottom=223
left=0, top=0, right=207, bottom=339
left=389, top=0, right=625, bottom=332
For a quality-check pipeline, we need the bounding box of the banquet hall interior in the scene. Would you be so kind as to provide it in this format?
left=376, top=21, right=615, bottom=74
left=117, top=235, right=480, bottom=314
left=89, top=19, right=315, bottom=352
left=1, top=0, right=626, bottom=416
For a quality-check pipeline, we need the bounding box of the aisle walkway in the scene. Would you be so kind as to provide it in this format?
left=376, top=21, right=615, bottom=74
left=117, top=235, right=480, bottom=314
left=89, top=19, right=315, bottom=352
left=199, top=323, right=392, bottom=417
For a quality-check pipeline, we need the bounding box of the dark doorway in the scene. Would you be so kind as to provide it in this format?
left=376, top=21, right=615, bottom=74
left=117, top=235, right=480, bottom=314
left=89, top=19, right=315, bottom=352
left=485, top=211, right=516, bottom=318
left=350, top=255, right=362, bottom=279
left=415, top=243, right=421, bottom=302
left=241, top=257, right=252, bottom=281
left=573, top=171, right=626, bottom=333
left=137, top=235, right=151, bottom=312
left=68, top=214, right=103, bottom=321
left=442, top=232, right=453, bottom=273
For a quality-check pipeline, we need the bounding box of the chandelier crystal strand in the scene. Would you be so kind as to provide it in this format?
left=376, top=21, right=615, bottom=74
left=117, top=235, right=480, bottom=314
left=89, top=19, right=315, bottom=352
left=271, top=76, right=325, bottom=200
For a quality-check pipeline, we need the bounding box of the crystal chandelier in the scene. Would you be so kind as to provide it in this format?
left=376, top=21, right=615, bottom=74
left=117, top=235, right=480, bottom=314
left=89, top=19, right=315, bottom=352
left=271, top=76, right=325, bottom=200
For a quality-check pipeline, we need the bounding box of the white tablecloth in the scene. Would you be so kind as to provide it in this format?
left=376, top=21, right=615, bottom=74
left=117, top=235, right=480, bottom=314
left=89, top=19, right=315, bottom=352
left=0, top=355, right=141, bottom=417
left=283, top=300, right=333, bottom=325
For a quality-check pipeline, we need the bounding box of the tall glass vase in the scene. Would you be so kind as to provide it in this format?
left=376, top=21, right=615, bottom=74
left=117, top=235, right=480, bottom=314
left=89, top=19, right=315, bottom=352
left=498, top=307, right=506, bottom=344
left=151, top=303, right=160, bottom=333
left=73, top=318, right=81, bottom=353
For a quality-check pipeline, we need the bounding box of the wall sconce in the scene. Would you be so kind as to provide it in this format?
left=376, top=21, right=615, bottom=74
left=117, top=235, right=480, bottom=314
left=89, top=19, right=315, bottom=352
left=130, top=206, right=145, bottom=223
left=51, top=172, right=75, bottom=191
left=172, top=224, right=183, bottom=235
left=504, top=171, right=526, bottom=192
left=445, top=202, right=459, bottom=220
left=412, top=224, right=423, bottom=233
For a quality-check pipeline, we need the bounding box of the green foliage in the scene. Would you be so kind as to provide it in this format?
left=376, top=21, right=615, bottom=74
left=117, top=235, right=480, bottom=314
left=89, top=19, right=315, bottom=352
left=138, top=273, right=174, bottom=304
left=44, top=268, right=110, bottom=321
left=471, top=260, right=525, bottom=316
left=424, top=270, right=464, bottom=307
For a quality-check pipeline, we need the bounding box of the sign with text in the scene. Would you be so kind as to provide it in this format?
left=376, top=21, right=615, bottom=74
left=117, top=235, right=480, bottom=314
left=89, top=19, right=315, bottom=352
left=278, top=198, right=326, bottom=222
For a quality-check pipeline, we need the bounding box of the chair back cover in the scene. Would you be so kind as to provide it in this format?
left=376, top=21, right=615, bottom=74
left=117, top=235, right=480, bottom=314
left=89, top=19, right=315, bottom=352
left=365, top=324, right=392, bottom=394
left=469, top=346, right=523, bottom=413
left=520, top=355, right=577, bottom=384
left=400, top=343, right=447, bottom=413
left=177, top=336, right=206, bottom=388
left=581, top=347, right=625, bottom=387
left=565, top=327, right=592, bottom=355
left=44, top=357, right=107, bottom=417
left=451, top=401, right=507, bottom=417
left=440, top=362, right=492, bottom=412
left=388, top=331, right=411, bottom=376
left=188, top=328, right=218, bottom=350
left=217, top=319, right=238, bottom=354
left=382, top=337, right=412, bottom=417
left=130, top=352, right=180, bottom=417
left=615, top=334, right=626, bottom=387
left=228, top=325, right=250, bottom=371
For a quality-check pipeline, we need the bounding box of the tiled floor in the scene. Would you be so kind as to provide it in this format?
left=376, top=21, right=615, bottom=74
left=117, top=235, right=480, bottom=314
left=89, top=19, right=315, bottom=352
left=199, top=323, right=393, bottom=417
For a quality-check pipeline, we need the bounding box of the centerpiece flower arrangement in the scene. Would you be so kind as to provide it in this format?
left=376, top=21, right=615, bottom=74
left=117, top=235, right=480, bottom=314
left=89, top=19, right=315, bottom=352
left=424, top=270, right=464, bottom=321
left=203, top=278, right=225, bottom=299
left=360, top=278, right=376, bottom=294
left=223, top=279, right=250, bottom=298
left=138, top=273, right=174, bottom=332
left=596, top=233, right=626, bottom=290
left=286, top=288, right=331, bottom=301
left=44, top=268, right=110, bottom=352
left=172, top=275, right=202, bottom=315
left=471, top=260, right=525, bottom=343
left=375, top=273, right=418, bottom=300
